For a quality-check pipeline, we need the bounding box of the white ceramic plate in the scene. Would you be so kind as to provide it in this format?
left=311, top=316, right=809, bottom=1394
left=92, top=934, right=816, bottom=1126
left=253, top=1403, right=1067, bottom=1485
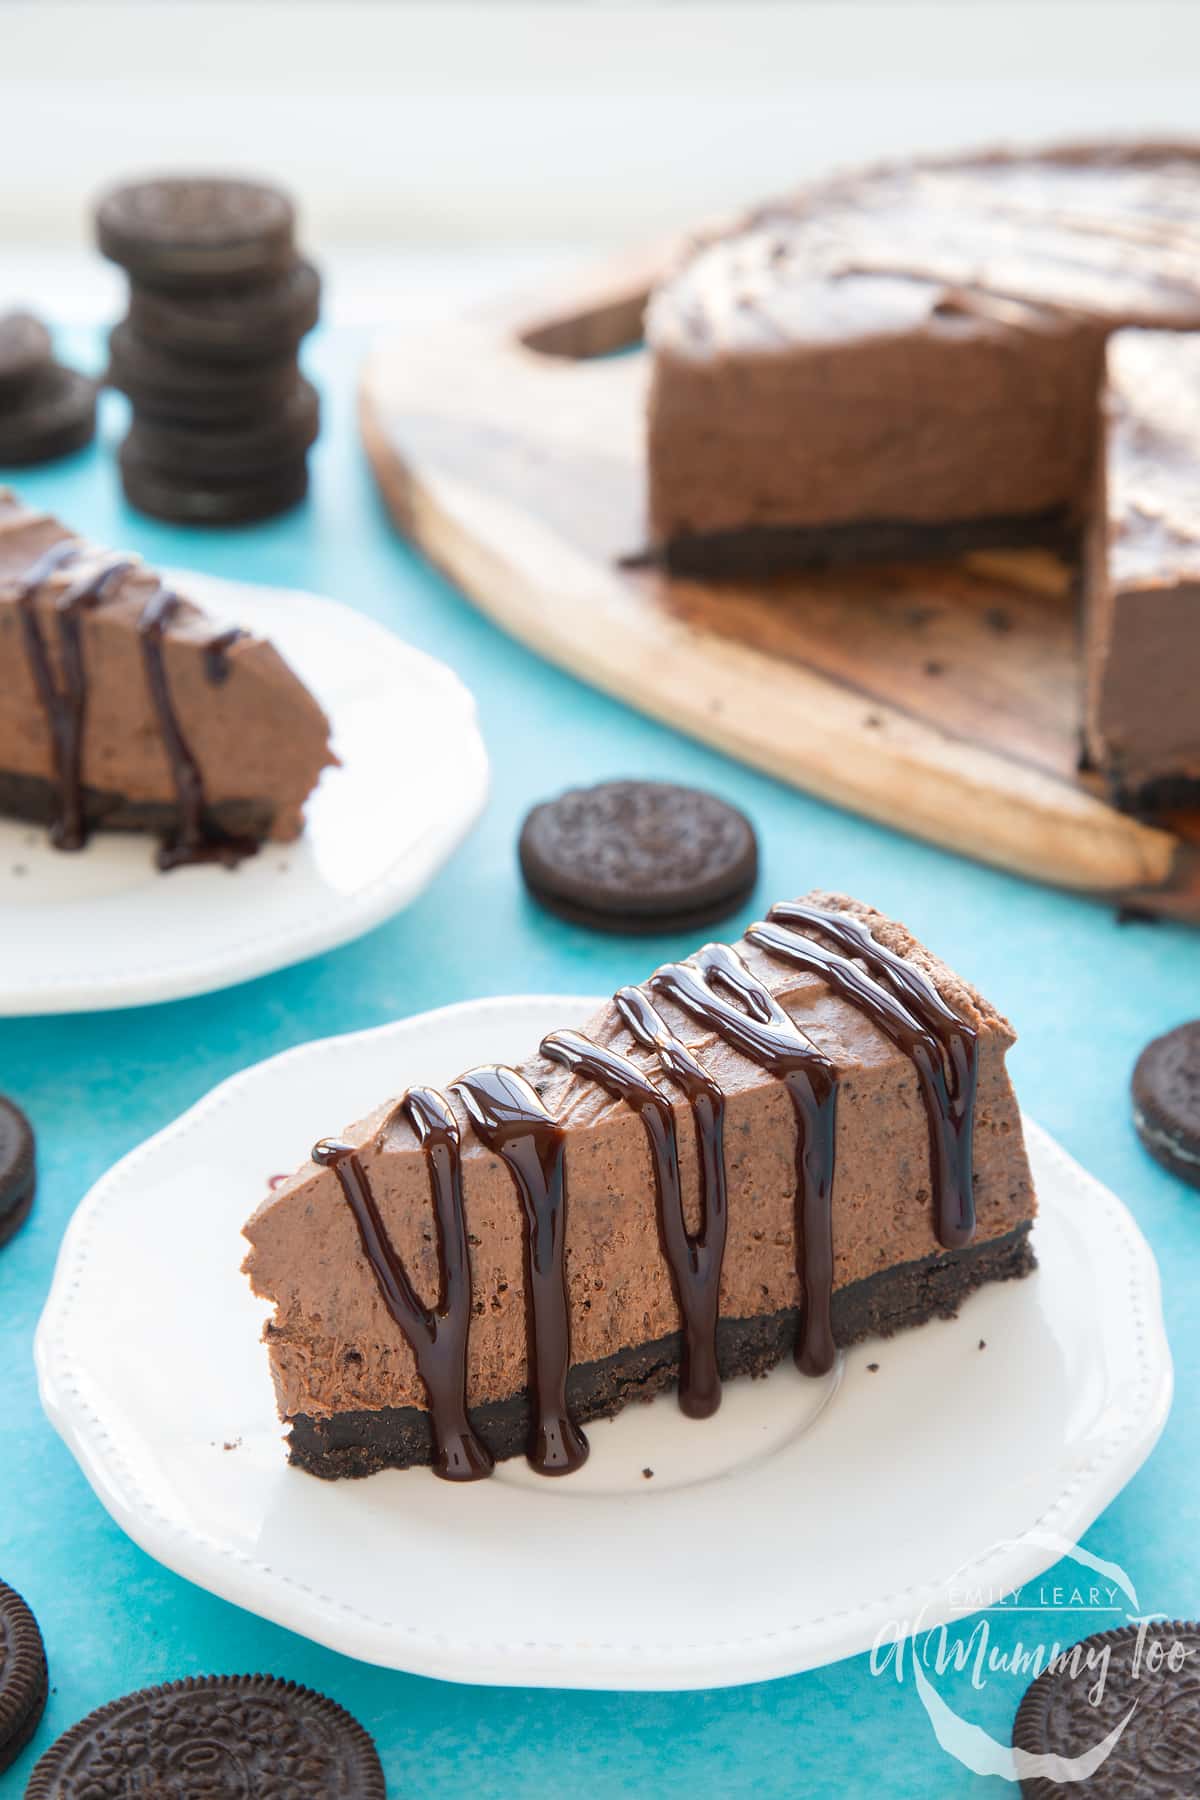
left=36, top=995, right=1172, bottom=1691
left=0, top=573, right=488, bottom=1014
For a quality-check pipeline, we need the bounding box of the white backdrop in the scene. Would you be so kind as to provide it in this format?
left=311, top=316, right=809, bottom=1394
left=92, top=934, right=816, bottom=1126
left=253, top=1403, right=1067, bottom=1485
left=2, top=1, right=1198, bottom=245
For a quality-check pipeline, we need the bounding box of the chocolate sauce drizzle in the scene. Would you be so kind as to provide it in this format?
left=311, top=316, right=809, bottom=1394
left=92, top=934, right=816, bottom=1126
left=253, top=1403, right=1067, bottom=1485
left=452, top=1065, right=589, bottom=1476
left=204, top=626, right=247, bottom=686
left=138, top=584, right=257, bottom=870
left=544, top=992, right=729, bottom=1419
left=751, top=902, right=979, bottom=1248
left=648, top=943, right=840, bottom=1376
left=313, top=1088, right=493, bottom=1483
left=7, top=534, right=258, bottom=868
left=307, top=906, right=981, bottom=1477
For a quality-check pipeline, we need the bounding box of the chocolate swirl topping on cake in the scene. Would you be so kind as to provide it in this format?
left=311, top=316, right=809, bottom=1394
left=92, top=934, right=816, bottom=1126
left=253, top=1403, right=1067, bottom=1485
left=313, top=1089, right=492, bottom=1483
left=750, top=901, right=978, bottom=1247
left=452, top=1066, right=589, bottom=1476
left=9, top=538, right=259, bottom=867
left=309, top=909, right=980, bottom=1480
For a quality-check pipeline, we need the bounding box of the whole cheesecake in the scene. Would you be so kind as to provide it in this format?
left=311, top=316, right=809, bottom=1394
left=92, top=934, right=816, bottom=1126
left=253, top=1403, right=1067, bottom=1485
left=645, top=143, right=1200, bottom=812
left=0, top=490, right=335, bottom=865
left=243, top=892, right=1036, bottom=1482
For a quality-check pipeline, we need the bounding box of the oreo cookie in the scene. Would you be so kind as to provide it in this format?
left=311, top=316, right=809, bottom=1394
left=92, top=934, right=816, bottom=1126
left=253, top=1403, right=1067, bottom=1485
left=1013, top=1620, right=1200, bottom=1796
left=119, top=440, right=309, bottom=525
left=98, top=173, right=321, bottom=521
left=1132, top=1021, right=1200, bottom=1189
left=0, top=366, right=96, bottom=467
left=128, top=257, right=321, bottom=362
left=27, top=1674, right=385, bottom=1797
left=0, top=311, right=52, bottom=404
left=125, top=377, right=320, bottom=478
left=0, top=1096, right=36, bottom=1247
left=519, top=778, right=759, bottom=933
left=96, top=176, right=296, bottom=287
left=107, top=321, right=297, bottom=424
left=0, top=1579, right=48, bottom=1773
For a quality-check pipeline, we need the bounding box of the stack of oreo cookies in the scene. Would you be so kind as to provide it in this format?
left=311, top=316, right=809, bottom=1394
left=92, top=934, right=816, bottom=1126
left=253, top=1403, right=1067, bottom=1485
left=0, top=311, right=96, bottom=466
left=96, top=176, right=321, bottom=525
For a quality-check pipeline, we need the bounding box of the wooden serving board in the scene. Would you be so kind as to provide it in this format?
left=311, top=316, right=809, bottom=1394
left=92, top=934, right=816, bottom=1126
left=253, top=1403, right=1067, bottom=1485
left=360, top=245, right=1200, bottom=921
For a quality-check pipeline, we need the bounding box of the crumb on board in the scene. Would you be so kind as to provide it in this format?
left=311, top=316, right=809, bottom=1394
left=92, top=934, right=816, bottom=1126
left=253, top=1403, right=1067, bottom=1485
left=867, top=1362, right=879, bottom=1373
left=223, top=1438, right=242, bottom=1452
left=978, top=1339, right=986, bottom=1351
left=642, top=1467, right=654, bottom=1480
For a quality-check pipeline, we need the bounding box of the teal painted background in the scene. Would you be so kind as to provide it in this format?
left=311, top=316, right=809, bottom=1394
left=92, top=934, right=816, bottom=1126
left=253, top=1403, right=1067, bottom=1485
left=2, top=326, right=1198, bottom=1797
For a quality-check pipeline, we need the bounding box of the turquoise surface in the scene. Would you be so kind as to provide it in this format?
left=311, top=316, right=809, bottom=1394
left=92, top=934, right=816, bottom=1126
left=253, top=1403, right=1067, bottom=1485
left=2, top=325, right=1199, bottom=1798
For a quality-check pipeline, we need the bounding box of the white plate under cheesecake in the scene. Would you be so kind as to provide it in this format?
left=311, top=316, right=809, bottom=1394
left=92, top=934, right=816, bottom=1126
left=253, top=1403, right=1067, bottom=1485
left=0, top=569, right=488, bottom=1015
left=35, top=992, right=1171, bottom=1690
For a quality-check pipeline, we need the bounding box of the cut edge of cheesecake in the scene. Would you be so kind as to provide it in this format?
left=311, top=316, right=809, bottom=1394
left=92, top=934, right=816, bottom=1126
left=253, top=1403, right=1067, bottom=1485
left=1083, top=329, right=1200, bottom=810
left=0, top=488, right=337, bottom=863
left=243, top=890, right=1037, bottom=1482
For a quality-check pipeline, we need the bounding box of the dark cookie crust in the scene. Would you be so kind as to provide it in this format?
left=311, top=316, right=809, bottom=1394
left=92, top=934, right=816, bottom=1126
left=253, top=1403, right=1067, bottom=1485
left=659, top=508, right=1076, bottom=578
left=0, top=1096, right=36, bottom=1250
left=118, top=442, right=309, bottom=526
left=288, top=1221, right=1035, bottom=1478
left=96, top=176, right=296, bottom=286
left=1132, top=1022, right=1200, bottom=1190
left=519, top=778, right=758, bottom=932
left=127, top=258, right=321, bottom=362
left=0, top=769, right=275, bottom=847
left=0, top=1579, right=48, bottom=1774
left=26, top=1674, right=385, bottom=1798
left=0, top=311, right=51, bottom=402
left=1013, top=1620, right=1200, bottom=1798
left=125, top=377, right=320, bottom=478
left=0, top=367, right=96, bottom=467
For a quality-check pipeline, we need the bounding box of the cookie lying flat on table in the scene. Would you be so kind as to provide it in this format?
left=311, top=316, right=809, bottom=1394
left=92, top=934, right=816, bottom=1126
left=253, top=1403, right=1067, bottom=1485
left=1013, top=1620, right=1200, bottom=1797
left=0, top=1096, right=36, bottom=1249
left=26, top=1675, right=385, bottom=1798
left=0, top=312, right=52, bottom=405
left=96, top=175, right=297, bottom=287
left=0, top=367, right=96, bottom=468
left=0, top=1579, right=48, bottom=1774
left=519, top=778, right=758, bottom=933
left=1132, top=1021, right=1200, bottom=1190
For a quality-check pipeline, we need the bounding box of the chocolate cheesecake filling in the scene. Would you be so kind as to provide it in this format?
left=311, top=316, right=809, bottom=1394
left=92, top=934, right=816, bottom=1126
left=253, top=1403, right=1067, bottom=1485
left=288, top=1222, right=1035, bottom=1481
left=645, top=146, right=1200, bottom=810
left=0, top=490, right=335, bottom=857
left=246, top=894, right=1033, bottom=1483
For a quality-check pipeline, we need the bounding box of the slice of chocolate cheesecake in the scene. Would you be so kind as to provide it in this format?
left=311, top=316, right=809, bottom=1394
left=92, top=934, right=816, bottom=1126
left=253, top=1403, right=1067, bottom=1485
left=243, top=893, right=1036, bottom=1482
left=646, top=145, right=1200, bottom=575
left=1084, top=330, right=1200, bottom=811
left=0, top=490, right=334, bottom=865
